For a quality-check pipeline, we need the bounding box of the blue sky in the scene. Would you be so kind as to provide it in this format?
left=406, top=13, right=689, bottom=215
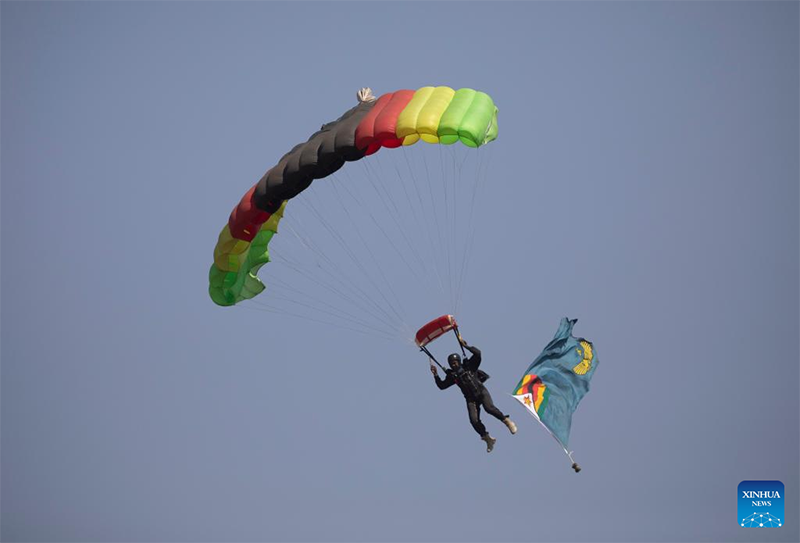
left=2, top=2, right=798, bottom=541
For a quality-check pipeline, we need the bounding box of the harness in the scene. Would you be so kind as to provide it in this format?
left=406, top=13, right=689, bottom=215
left=449, top=367, right=486, bottom=399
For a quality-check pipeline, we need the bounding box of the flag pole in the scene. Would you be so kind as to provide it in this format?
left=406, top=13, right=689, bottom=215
left=509, top=394, right=582, bottom=473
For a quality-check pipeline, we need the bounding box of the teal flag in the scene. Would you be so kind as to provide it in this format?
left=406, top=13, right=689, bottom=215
left=512, top=317, right=598, bottom=470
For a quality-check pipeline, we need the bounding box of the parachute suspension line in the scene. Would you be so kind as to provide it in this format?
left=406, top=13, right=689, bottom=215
left=242, top=302, right=397, bottom=342
left=448, top=148, right=461, bottom=311
left=452, top=147, right=469, bottom=304
left=452, top=155, right=465, bottom=315
left=334, top=169, right=419, bottom=282
left=382, top=152, right=446, bottom=303
left=301, top=185, right=410, bottom=335
left=363, top=158, right=431, bottom=282
left=454, top=146, right=492, bottom=317
left=441, top=147, right=459, bottom=312
left=453, top=151, right=478, bottom=316
left=263, top=274, right=399, bottom=338
left=422, top=150, right=452, bottom=309
left=271, top=258, right=400, bottom=336
left=250, top=289, right=401, bottom=339
left=280, top=217, right=402, bottom=332
left=304, top=183, right=411, bottom=337
left=294, top=194, right=408, bottom=334
left=353, top=152, right=441, bottom=307
left=338, top=164, right=427, bottom=285
left=447, top=146, right=466, bottom=312
left=454, top=147, right=488, bottom=316
left=437, top=144, right=471, bottom=314
left=401, top=147, right=447, bottom=298
left=279, top=216, right=398, bottom=328
left=437, top=144, right=454, bottom=311
left=364, top=156, right=448, bottom=307
left=271, top=255, right=395, bottom=331
left=324, top=171, right=422, bottom=340
left=396, top=144, right=481, bottom=317
left=361, top=159, right=400, bottom=217
left=437, top=145, right=455, bottom=311
left=445, top=147, right=460, bottom=312
left=388, top=156, right=434, bottom=281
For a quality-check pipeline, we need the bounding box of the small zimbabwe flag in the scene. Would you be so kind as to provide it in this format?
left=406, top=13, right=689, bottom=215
left=513, top=374, right=550, bottom=416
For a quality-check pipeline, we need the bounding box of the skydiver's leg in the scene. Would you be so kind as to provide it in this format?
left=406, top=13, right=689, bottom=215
left=480, top=389, right=508, bottom=421
left=467, top=400, right=488, bottom=437
left=480, top=388, right=518, bottom=434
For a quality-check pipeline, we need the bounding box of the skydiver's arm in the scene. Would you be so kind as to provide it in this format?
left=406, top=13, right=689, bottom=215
left=464, top=345, right=482, bottom=370
left=435, top=372, right=455, bottom=390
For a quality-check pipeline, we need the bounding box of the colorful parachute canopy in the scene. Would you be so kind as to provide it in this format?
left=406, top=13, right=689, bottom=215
left=512, top=318, right=598, bottom=470
left=210, top=86, right=498, bottom=307
left=415, top=314, right=458, bottom=347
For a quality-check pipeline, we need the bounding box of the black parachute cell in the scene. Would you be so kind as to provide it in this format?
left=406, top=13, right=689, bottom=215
left=253, top=102, right=376, bottom=208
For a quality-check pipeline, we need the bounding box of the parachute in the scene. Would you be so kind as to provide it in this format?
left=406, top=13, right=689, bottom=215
left=209, top=86, right=498, bottom=307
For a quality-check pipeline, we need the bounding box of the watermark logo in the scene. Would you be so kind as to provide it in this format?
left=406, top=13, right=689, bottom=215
left=738, top=481, right=783, bottom=528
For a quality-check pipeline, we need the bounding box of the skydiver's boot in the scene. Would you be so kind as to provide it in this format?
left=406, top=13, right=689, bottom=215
left=481, top=434, right=496, bottom=453
left=503, top=417, right=517, bottom=435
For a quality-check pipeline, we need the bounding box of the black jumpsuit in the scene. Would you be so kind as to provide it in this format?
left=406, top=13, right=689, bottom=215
left=434, top=345, right=508, bottom=437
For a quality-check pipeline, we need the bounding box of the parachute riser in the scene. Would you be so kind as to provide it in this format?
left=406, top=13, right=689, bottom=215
left=420, top=345, right=446, bottom=371
left=453, top=326, right=466, bottom=357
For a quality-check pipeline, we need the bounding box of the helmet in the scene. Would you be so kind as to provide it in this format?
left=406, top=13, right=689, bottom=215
left=447, top=353, right=461, bottom=367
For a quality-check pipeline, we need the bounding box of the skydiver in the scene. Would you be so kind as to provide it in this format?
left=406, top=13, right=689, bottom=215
left=430, top=337, right=517, bottom=452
